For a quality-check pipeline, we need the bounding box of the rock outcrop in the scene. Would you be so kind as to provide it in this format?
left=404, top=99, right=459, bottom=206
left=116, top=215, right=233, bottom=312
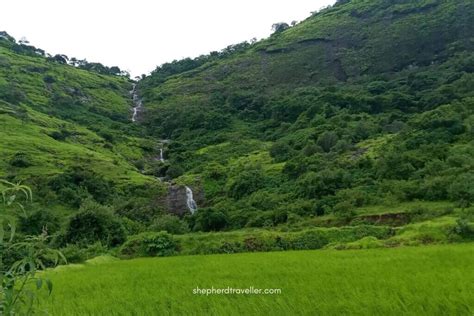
left=165, top=184, right=204, bottom=217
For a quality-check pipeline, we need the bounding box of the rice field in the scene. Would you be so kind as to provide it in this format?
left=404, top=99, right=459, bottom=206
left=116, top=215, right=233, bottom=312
left=40, top=243, right=474, bottom=315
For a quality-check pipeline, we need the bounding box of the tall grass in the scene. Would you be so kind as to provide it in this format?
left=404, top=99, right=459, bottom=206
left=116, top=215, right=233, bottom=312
left=42, top=244, right=473, bottom=315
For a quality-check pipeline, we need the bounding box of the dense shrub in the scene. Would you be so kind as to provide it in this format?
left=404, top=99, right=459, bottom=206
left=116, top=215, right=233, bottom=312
left=165, top=165, right=185, bottom=179
left=121, top=217, right=146, bottom=235
left=193, top=208, right=229, bottom=232
left=49, top=167, right=115, bottom=206
left=9, top=152, right=32, bottom=168
left=48, top=129, right=72, bottom=141
left=332, top=201, right=356, bottom=220
left=451, top=207, right=474, bottom=240
left=43, top=75, right=55, bottom=84
left=227, top=168, right=264, bottom=199
left=0, top=82, right=26, bottom=104
left=317, top=131, right=339, bottom=152
left=63, top=200, right=126, bottom=247
left=452, top=219, right=474, bottom=240
left=120, top=232, right=179, bottom=258
left=19, top=209, right=60, bottom=235
left=298, top=169, right=349, bottom=199
left=288, top=231, right=329, bottom=250
left=114, top=198, right=160, bottom=223
left=448, top=173, right=474, bottom=207
left=176, top=226, right=394, bottom=256
left=60, top=243, right=109, bottom=263
left=269, top=142, right=293, bottom=162
left=150, top=214, right=189, bottom=234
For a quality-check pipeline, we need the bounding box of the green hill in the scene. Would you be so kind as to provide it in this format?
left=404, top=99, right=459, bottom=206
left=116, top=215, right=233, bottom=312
left=137, top=0, right=474, bottom=231
left=0, top=0, right=473, bottom=259
left=1, top=1, right=474, bottom=313
left=0, top=34, right=164, bottom=217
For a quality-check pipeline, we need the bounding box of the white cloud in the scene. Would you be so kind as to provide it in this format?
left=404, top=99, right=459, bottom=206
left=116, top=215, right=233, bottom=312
left=0, top=0, right=335, bottom=76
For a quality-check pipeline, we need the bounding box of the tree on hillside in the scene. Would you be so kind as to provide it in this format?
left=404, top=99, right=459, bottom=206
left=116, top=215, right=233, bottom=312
left=317, top=131, right=339, bottom=153
left=272, top=22, right=289, bottom=34
left=449, top=173, right=474, bottom=208
left=19, top=37, right=29, bottom=45
left=48, top=54, right=68, bottom=64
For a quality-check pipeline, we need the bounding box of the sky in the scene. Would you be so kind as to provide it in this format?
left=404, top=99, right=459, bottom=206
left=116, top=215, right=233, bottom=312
left=1, top=0, right=335, bottom=77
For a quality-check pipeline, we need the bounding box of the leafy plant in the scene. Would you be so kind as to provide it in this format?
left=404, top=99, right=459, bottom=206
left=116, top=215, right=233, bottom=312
left=0, top=180, right=65, bottom=315
left=63, top=200, right=126, bottom=247
left=149, top=215, right=189, bottom=235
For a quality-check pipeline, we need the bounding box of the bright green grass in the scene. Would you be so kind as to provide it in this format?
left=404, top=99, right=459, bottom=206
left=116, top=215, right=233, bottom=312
left=0, top=43, right=162, bottom=188
left=42, top=244, right=474, bottom=315
left=355, top=201, right=455, bottom=216
left=0, top=113, right=149, bottom=184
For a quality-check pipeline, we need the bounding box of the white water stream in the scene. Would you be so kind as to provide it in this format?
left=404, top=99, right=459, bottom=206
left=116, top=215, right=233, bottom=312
left=130, top=83, right=142, bottom=122
left=186, top=186, right=198, bottom=215
left=158, top=148, right=165, bottom=162
left=130, top=84, right=197, bottom=214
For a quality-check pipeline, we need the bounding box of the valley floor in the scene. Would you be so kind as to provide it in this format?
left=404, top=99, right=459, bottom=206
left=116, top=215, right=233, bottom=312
left=42, top=243, right=474, bottom=315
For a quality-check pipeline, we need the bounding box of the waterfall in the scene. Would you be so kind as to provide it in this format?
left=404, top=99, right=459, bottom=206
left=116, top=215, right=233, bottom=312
left=155, top=147, right=165, bottom=162
left=130, top=83, right=142, bottom=122
left=185, top=186, right=198, bottom=215
left=128, top=83, right=199, bottom=216
left=132, top=107, right=138, bottom=122
left=159, top=148, right=165, bottom=162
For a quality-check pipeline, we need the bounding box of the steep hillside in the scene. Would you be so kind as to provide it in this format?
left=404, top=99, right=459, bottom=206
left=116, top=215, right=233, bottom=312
left=0, top=0, right=472, bottom=263
left=0, top=34, right=163, bottom=216
left=1, top=2, right=473, bottom=313
left=138, top=0, right=474, bottom=231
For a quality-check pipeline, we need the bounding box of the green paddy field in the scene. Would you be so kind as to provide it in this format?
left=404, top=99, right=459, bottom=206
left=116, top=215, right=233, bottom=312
left=42, top=244, right=474, bottom=315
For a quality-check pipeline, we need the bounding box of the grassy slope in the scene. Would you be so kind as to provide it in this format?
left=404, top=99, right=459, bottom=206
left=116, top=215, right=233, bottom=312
left=0, top=44, right=157, bottom=186
left=43, top=244, right=474, bottom=315
left=0, top=110, right=148, bottom=184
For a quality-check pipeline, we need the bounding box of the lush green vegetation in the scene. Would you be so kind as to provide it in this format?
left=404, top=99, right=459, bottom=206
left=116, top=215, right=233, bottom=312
left=41, top=244, right=474, bottom=315
left=0, top=181, right=65, bottom=314
left=1, top=0, right=473, bottom=277
left=136, top=0, right=474, bottom=236
left=1, top=0, right=474, bottom=313
left=118, top=210, right=473, bottom=258
left=0, top=31, right=166, bottom=249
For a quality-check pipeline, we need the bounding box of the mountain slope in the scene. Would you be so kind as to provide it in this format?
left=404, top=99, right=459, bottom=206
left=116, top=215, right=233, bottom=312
left=138, top=0, right=474, bottom=230
left=0, top=34, right=163, bottom=215
left=141, top=0, right=473, bottom=105
left=0, top=0, right=472, bottom=251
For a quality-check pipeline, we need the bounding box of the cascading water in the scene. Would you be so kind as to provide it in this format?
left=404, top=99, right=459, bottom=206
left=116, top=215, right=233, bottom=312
left=129, top=84, right=197, bottom=215
left=132, top=107, right=138, bottom=122
left=185, top=186, right=198, bottom=214
left=159, top=148, right=165, bottom=162
left=130, top=83, right=143, bottom=122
